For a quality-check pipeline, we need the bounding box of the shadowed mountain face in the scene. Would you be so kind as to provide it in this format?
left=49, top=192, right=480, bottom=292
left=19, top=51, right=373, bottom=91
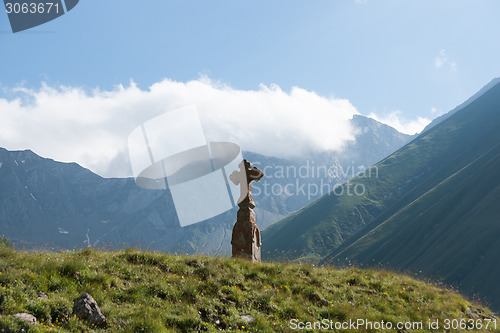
left=263, top=79, right=500, bottom=311
left=0, top=115, right=413, bottom=256
left=0, top=148, right=182, bottom=250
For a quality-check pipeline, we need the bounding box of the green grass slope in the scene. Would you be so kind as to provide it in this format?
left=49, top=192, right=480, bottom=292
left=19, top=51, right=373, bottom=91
left=262, top=79, right=500, bottom=267
left=324, top=113, right=500, bottom=311
left=0, top=243, right=498, bottom=332
left=325, top=140, right=500, bottom=308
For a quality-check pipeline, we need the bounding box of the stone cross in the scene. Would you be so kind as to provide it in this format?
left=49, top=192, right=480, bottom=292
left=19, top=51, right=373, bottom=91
left=229, top=159, right=264, bottom=262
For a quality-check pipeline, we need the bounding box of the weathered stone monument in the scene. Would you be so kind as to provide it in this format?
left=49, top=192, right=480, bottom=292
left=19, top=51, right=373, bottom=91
left=229, top=159, right=264, bottom=262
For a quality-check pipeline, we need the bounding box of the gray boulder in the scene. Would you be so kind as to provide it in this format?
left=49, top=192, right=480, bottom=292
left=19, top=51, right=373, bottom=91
left=73, top=293, right=107, bottom=327
left=13, top=313, right=37, bottom=325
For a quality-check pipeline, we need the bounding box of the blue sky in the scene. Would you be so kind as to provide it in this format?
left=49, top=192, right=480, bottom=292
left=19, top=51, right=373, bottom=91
left=1, top=0, right=500, bottom=175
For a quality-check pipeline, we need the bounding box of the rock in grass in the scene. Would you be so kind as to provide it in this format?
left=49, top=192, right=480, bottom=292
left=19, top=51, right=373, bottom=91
left=73, top=293, right=107, bottom=327
left=37, top=291, right=49, bottom=300
left=240, top=314, right=255, bottom=323
left=13, top=313, right=37, bottom=325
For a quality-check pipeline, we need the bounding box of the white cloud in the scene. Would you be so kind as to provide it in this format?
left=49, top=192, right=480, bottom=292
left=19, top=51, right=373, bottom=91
left=368, top=110, right=430, bottom=135
left=434, top=49, right=457, bottom=72
left=0, top=78, right=359, bottom=177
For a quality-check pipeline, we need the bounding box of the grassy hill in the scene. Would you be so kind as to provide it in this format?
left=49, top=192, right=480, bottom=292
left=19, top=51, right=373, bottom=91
left=323, top=97, right=500, bottom=311
left=0, top=241, right=498, bottom=332
left=262, top=79, right=500, bottom=311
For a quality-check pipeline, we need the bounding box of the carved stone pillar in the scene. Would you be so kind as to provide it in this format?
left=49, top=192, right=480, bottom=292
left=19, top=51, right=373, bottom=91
left=230, top=160, right=264, bottom=262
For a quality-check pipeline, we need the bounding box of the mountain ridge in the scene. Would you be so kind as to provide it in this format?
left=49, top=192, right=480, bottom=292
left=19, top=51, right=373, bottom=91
left=422, top=77, right=500, bottom=133
left=0, top=115, right=413, bottom=255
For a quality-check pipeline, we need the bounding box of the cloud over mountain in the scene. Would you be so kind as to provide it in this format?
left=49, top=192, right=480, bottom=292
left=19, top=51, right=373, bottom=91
left=0, top=78, right=359, bottom=177
left=368, top=110, right=430, bottom=135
